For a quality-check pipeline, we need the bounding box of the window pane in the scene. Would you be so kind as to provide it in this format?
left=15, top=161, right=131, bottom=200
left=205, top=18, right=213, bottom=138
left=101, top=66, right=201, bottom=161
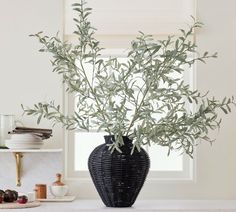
left=74, top=132, right=104, bottom=171
left=73, top=54, right=190, bottom=173
left=148, top=145, right=183, bottom=171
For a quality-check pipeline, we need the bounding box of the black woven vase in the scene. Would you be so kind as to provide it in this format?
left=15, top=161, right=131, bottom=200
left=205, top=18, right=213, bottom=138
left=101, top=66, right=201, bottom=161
left=88, top=135, right=150, bottom=207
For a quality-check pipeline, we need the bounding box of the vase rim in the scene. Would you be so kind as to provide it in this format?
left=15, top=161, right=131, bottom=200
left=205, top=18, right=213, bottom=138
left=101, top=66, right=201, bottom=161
left=104, top=135, right=130, bottom=138
left=103, top=135, right=133, bottom=144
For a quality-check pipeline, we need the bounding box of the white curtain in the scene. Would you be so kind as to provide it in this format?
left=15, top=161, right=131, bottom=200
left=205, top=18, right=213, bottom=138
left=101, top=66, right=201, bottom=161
left=65, top=0, right=195, bottom=35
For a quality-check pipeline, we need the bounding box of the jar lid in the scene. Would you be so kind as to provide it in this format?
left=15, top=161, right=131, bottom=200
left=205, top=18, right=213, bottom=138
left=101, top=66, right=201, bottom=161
left=35, top=184, right=46, bottom=187
left=52, top=173, right=65, bottom=186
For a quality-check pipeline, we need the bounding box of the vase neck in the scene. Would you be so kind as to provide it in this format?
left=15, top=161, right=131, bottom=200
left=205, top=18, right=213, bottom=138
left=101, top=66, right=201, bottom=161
left=104, top=135, right=132, bottom=145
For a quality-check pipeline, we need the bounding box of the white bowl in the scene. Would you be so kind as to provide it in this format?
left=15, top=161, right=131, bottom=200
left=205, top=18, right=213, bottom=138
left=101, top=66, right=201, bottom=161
left=5, top=139, right=43, bottom=144
left=50, top=185, right=68, bottom=197
left=11, top=134, right=42, bottom=142
left=5, top=140, right=44, bottom=149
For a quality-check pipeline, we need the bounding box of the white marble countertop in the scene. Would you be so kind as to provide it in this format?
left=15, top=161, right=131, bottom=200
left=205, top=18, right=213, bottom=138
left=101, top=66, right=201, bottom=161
left=5, top=200, right=236, bottom=212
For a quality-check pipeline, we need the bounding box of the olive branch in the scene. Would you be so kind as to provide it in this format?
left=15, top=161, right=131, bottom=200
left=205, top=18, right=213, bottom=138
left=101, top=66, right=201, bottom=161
left=22, top=0, right=235, bottom=157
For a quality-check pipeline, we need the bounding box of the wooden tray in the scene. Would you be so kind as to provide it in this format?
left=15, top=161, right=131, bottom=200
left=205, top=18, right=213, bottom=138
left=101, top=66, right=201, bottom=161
left=0, top=201, right=40, bottom=209
left=37, top=195, right=76, bottom=202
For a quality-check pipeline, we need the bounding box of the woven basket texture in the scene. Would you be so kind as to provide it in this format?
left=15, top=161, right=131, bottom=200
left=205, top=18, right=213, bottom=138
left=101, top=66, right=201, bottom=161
left=88, top=135, right=150, bottom=207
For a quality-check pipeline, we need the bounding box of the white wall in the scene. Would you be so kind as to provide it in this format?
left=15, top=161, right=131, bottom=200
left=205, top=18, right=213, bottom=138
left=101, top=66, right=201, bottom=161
left=1, top=0, right=236, bottom=200
left=0, top=0, right=63, bottom=148
left=194, top=0, right=236, bottom=199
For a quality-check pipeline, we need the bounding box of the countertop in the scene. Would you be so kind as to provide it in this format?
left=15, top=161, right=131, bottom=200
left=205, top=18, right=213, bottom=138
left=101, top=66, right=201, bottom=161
left=4, top=200, right=236, bottom=212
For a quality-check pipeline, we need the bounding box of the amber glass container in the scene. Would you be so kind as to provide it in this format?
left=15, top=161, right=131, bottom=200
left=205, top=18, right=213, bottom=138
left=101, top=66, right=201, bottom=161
left=34, top=184, right=47, bottom=199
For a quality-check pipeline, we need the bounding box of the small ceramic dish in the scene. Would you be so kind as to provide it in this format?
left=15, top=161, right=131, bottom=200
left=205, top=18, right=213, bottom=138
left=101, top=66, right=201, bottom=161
left=50, top=185, right=68, bottom=197
left=5, top=140, right=44, bottom=149
left=11, top=134, right=42, bottom=141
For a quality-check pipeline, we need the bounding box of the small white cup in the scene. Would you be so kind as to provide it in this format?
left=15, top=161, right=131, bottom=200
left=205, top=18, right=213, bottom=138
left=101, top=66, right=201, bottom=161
left=27, top=192, right=36, bottom=202
left=50, top=185, right=68, bottom=197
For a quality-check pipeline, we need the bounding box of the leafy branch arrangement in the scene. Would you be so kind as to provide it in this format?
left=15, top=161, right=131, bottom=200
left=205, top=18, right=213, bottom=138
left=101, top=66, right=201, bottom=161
left=23, top=0, right=235, bottom=157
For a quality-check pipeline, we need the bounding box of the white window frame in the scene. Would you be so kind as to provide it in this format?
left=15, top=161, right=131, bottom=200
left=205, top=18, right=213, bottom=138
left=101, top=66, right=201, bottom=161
left=64, top=48, right=196, bottom=183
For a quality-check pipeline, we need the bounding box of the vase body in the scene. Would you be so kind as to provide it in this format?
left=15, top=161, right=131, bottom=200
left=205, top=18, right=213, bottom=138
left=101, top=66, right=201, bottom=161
left=88, top=135, right=150, bottom=207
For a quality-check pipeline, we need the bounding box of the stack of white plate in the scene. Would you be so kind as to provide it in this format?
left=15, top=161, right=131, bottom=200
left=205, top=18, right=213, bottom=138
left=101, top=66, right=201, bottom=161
left=5, top=134, right=44, bottom=149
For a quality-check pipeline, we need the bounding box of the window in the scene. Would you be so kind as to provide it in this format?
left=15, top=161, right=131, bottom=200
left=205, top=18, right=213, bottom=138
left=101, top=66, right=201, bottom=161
left=65, top=49, right=195, bottom=180
left=64, top=0, right=196, bottom=181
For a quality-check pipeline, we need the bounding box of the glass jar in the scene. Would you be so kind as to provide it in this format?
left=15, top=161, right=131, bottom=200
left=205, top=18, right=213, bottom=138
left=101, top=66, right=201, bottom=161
left=0, top=114, right=15, bottom=148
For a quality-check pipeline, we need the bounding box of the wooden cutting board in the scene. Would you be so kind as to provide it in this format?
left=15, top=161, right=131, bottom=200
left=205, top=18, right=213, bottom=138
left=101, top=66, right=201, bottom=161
left=0, top=201, right=40, bottom=209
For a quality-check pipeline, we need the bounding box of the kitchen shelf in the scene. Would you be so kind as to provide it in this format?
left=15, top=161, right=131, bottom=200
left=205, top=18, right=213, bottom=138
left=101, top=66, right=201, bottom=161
left=0, top=148, right=62, bottom=186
